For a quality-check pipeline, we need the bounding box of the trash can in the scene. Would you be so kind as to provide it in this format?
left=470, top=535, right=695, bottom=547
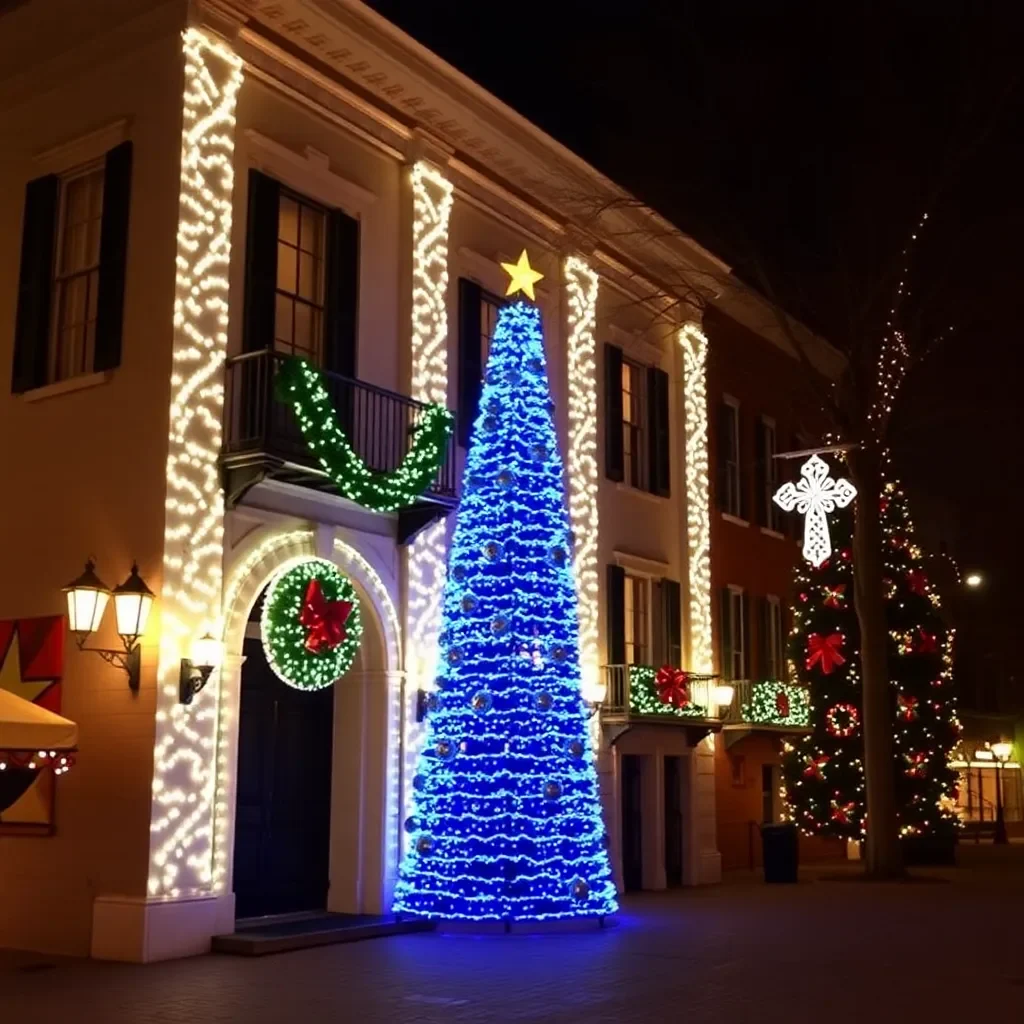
left=761, top=822, right=798, bottom=883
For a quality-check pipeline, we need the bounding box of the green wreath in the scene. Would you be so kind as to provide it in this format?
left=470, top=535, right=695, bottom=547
left=275, top=357, right=454, bottom=512
left=261, top=558, right=363, bottom=691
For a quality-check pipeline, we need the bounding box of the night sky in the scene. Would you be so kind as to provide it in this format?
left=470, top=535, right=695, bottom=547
left=369, top=2, right=1023, bottom=708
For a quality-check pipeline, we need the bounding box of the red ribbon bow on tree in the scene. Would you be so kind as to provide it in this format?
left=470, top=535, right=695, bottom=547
left=806, top=632, right=846, bottom=675
left=897, top=694, right=919, bottom=721
left=655, top=666, right=690, bottom=708
left=906, top=569, right=929, bottom=596
left=913, top=628, right=938, bottom=654
left=299, top=579, right=353, bottom=653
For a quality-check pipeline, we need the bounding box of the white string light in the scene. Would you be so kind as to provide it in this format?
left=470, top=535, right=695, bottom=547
left=564, top=256, right=601, bottom=703
left=680, top=324, right=712, bottom=674
left=148, top=28, right=242, bottom=899
left=404, top=161, right=453, bottom=841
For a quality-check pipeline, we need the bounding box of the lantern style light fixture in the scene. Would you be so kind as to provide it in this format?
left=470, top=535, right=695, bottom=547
left=179, top=631, right=225, bottom=705
left=63, top=560, right=154, bottom=691
left=714, top=682, right=736, bottom=714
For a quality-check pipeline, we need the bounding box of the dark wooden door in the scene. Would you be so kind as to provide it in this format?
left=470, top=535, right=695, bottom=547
left=621, top=754, right=644, bottom=892
left=233, top=635, right=334, bottom=919
left=664, top=756, right=684, bottom=887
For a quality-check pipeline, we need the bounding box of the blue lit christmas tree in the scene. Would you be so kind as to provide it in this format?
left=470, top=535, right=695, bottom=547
left=393, top=252, right=617, bottom=922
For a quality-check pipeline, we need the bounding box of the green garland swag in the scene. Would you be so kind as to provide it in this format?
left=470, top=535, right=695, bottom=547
left=275, top=357, right=454, bottom=512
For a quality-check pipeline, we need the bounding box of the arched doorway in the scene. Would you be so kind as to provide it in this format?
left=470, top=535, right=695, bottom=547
left=217, top=529, right=403, bottom=922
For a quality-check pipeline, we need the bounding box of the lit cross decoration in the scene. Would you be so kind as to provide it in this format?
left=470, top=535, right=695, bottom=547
left=773, top=455, right=857, bottom=567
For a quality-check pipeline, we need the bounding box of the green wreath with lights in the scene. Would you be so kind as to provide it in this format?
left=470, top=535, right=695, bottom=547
left=261, top=558, right=364, bottom=691
left=275, top=357, right=454, bottom=512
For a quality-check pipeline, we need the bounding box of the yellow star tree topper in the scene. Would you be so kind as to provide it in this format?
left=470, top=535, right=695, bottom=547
left=501, top=249, right=544, bottom=301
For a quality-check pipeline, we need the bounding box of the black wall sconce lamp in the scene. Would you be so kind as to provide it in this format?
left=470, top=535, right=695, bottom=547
left=179, top=633, right=224, bottom=705
left=63, top=560, right=154, bottom=692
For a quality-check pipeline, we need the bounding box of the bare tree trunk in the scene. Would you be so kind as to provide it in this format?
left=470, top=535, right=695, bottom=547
left=848, top=444, right=904, bottom=879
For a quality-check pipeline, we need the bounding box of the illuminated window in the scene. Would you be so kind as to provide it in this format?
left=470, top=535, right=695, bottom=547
left=50, top=165, right=104, bottom=383
left=621, top=359, right=649, bottom=490
left=624, top=572, right=649, bottom=666
left=275, top=193, right=326, bottom=364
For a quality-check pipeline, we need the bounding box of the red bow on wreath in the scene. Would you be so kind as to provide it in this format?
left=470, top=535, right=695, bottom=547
left=299, top=579, right=353, bottom=653
left=655, top=666, right=690, bottom=708
left=906, top=569, right=929, bottom=596
left=806, top=632, right=846, bottom=675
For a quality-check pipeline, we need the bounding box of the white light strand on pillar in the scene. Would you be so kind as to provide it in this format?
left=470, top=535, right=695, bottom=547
left=148, top=28, right=242, bottom=899
left=404, top=162, right=453, bottom=841
left=680, top=323, right=712, bottom=675
left=564, top=256, right=601, bottom=702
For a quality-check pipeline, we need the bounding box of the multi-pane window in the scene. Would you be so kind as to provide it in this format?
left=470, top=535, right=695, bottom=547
left=50, top=166, right=104, bottom=383
left=624, top=573, right=649, bottom=666
left=724, top=586, right=747, bottom=681
left=275, top=193, right=326, bottom=364
left=622, top=359, right=649, bottom=490
left=761, top=417, right=781, bottom=530
left=479, top=291, right=501, bottom=369
left=721, top=400, right=742, bottom=516
left=764, top=596, right=784, bottom=680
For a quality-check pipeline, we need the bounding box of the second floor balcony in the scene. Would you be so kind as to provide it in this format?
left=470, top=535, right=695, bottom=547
left=719, top=679, right=812, bottom=743
left=601, top=666, right=812, bottom=741
left=221, top=350, right=459, bottom=540
left=602, top=664, right=724, bottom=736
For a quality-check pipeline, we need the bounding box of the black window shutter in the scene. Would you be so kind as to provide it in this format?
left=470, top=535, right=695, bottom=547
left=324, top=208, right=359, bottom=379
left=94, top=141, right=133, bottom=373
left=754, top=418, right=767, bottom=526
left=457, top=278, right=482, bottom=447
left=736, top=407, right=748, bottom=520
left=757, top=596, right=770, bottom=680
left=648, top=365, right=671, bottom=497
left=11, top=174, right=59, bottom=393
left=606, top=563, right=626, bottom=664
left=604, top=343, right=624, bottom=482
left=716, top=402, right=732, bottom=509
left=242, top=170, right=280, bottom=354
left=719, top=588, right=732, bottom=680
left=664, top=578, right=681, bottom=668
left=786, top=434, right=801, bottom=539
left=742, top=592, right=753, bottom=680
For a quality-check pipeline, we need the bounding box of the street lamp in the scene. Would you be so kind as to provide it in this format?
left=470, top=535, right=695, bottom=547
left=964, top=573, right=983, bottom=588
left=63, top=560, right=154, bottom=691
left=991, top=741, right=1013, bottom=845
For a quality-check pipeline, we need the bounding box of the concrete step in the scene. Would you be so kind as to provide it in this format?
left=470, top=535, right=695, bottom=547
left=212, top=913, right=433, bottom=956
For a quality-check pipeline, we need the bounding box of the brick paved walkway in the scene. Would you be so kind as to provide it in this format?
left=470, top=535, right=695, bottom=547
left=3, top=844, right=1022, bottom=1023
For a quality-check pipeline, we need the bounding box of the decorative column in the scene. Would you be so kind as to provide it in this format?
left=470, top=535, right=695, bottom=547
left=148, top=28, right=242, bottom=900
left=403, top=161, right=454, bottom=836
left=679, top=321, right=721, bottom=884
left=564, top=257, right=602, bottom=706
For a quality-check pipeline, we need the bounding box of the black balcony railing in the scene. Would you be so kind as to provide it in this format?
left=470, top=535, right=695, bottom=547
left=602, top=664, right=720, bottom=723
left=221, top=349, right=458, bottom=515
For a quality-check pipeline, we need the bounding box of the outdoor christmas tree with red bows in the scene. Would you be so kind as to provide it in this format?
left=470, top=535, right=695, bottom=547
left=781, top=461, right=960, bottom=853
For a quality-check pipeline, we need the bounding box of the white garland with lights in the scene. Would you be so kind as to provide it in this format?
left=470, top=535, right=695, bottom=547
left=564, top=256, right=601, bottom=702
left=680, top=324, right=712, bottom=674
left=148, top=29, right=243, bottom=899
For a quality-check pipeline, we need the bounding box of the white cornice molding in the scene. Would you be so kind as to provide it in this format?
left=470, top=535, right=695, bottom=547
left=34, top=117, right=131, bottom=173
left=243, top=128, right=377, bottom=214
left=613, top=549, right=671, bottom=578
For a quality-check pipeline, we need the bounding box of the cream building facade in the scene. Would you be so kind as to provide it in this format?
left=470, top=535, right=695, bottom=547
left=0, top=0, right=827, bottom=960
